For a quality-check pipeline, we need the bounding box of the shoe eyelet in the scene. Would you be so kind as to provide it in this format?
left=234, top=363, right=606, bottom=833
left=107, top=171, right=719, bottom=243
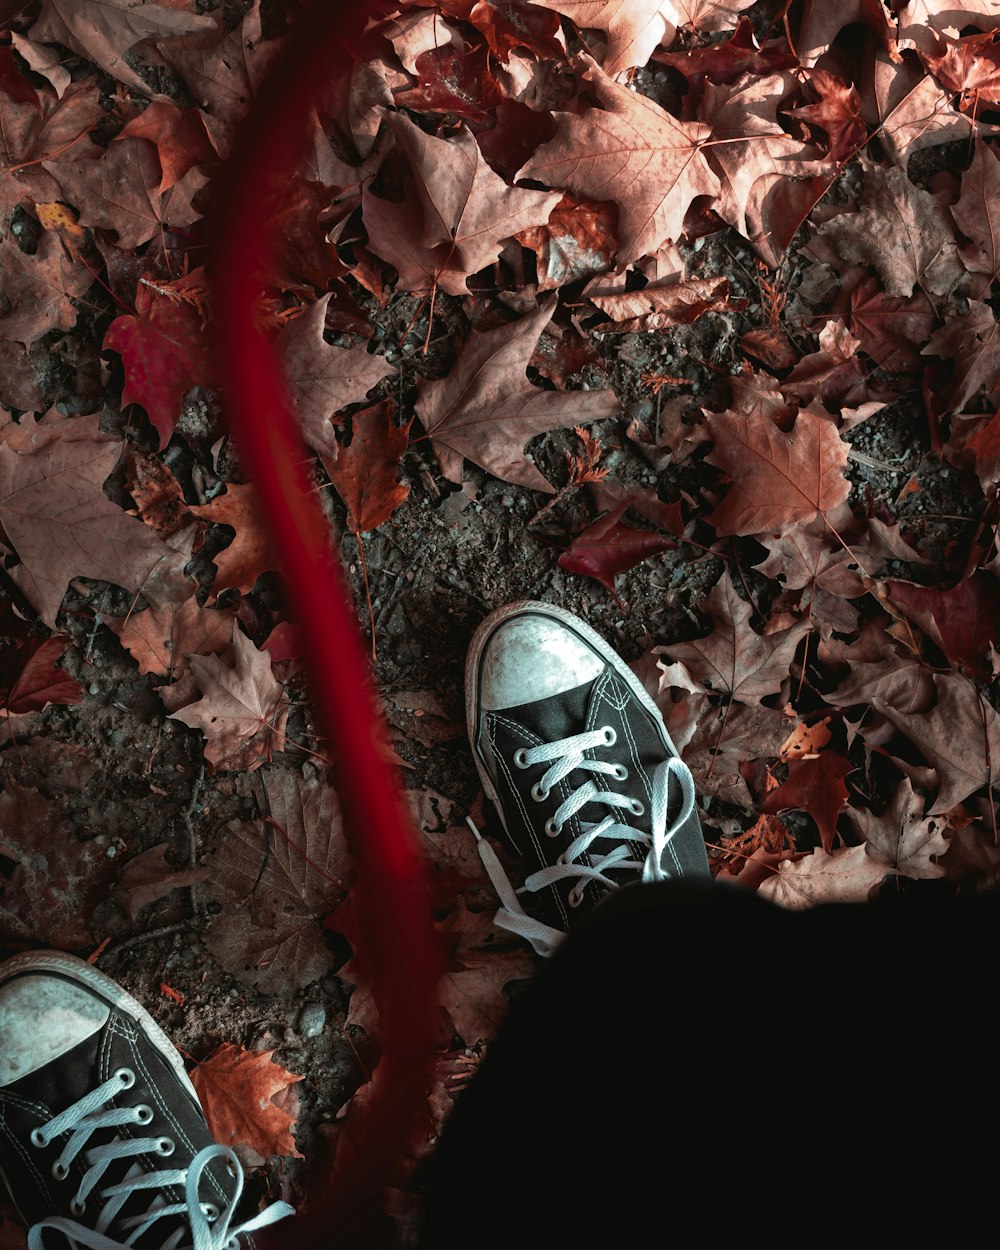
left=544, top=818, right=561, bottom=837
left=611, top=764, right=628, bottom=781
left=30, top=1128, right=47, bottom=1149
left=134, top=1105, right=153, bottom=1125
left=156, top=1138, right=175, bottom=1157
left=601, top=726, right=617, bottom=745
left=530, top=782, right=549, bottom=802
left=114, top=1067, right=136, bottom=1090
left=70, top=1198, right=86, bottom=1217
left=630, top=799, right=645, bottom=816
left=202, top=1203, right=220, bottom=1223
left=513, top=748, right=530, bottom=769
left=52, top=1161, right=69, bottom=1181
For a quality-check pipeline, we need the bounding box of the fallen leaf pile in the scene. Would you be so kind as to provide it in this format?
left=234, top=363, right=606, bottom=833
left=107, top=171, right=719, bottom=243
left=0, top=0, right=999, bottom=1240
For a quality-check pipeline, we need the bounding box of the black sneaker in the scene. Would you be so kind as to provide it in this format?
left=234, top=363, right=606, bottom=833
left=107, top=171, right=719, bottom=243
left=466, top=600, right=709, bottom=956
left=0, top=950, right=294, bottom=1249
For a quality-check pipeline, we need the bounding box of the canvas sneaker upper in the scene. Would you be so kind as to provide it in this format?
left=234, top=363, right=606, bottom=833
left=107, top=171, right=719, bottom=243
left=466, top=601, right=710, bottom=956
left=0, top=951, right=293, bottom=1250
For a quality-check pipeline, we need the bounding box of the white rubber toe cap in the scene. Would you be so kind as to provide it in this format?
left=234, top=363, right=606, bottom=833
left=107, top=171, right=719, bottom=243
left=479, top=614, right=604, bottom=711
left=0, top=975, right=109, bottom=1084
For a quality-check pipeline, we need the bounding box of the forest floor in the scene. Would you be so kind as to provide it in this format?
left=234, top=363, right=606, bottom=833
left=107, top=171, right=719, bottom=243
left=1, top=0, right=999, bottom=1246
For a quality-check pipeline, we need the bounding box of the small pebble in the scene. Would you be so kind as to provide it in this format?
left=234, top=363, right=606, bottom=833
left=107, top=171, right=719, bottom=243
left=298, top=1002, right=326, bottom=1038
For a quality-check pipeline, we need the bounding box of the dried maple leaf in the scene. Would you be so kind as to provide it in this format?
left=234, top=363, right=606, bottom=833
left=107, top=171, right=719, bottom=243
left=701, top=71, right=832, bottom=266
left=848, top=277, right=935, bottom=372
left=322, top=401, right=411, bottom=533
left=280, top=295, right=394, bottom=459
left=0, top=636, right=82, bottom=715
left=516, top=193, right=618, bottom=292
left=761, top=750, right=855, bottom=853
left=780, top=320, right=867, bottom=409
left=897, top=0, right=1000, bottom=54
left=819, top=615, right=936, bottom=710
left=703, top=402, right=851, bottom=538
left=925, top=27, right=1000, bottom=110
left=415, top=296, right=618, bottom=491
left=29, top=0, right=214, bottom=94
left=661, top=573, right=810, bottom=705
left=106, top=597, right=236, bottom=681
left=189, top=483, right=277, bottom=600
left=951, top=142, right=1000, bottom=297
left=527, top=0, right=676, bottom=74
left=206, top=769, right=351, bottom=992
left=0, top=230, right=93, bottom=346
left=796, top=0, right=899, bottom=67
left=0, top=774, right=115, bottom=950
left=872, top=672, right=1000, bottom=814
left=558, top=503, right=674, bottom=597
left=157, top=1, right=283, bottom=156
left=468, top=0, right=565, bottom=61
left=757, top=845, right=892, bottom=910
left=168, top=623, right=288, bottom=774
left=850, top=777, right=949, bottom=880
left=0, top=79, right=101, bottom=236
left=815, top=164, right=963, bottom=299
left=958, top=409, right=1000, bottom=493
left=44, top=136, right=208, bottom=252
left=876, top=65, right=973, bottom=166
left=0, top=414, right=182, bottom=628
left=191, top=1044, right=303, bottom=1169
left=365, top=113, right=560, bottom=296
left=104, top=267, right=216, bottom=447
left=117, top=100, right=216, bottom=194
left=518, top=54, right=719, bottom=267
left=786, top=67, right=868, bottom=163
left=393, top=41, right=505, bottom=124
left=587, top=274, right=734, bottom=331
left=923, top=298, right=1000, bottom=416
left=883, top=571, right=1000, bottom=681
left=681, top=700, right=796, bottom=809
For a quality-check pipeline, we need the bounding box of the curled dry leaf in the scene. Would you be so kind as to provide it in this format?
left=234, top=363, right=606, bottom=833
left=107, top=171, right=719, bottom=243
left=849, top=777, right=949, bottom=880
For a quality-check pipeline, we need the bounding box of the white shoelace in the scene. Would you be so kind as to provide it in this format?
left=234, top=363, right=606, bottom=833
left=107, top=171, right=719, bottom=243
left=471, top=725, right=696, bottom=958
left=27, top=1066, right=294, bottom=1250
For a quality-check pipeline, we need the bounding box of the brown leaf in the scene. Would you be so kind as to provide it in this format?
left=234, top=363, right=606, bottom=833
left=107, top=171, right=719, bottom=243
left=526, top=0, right=676, bottom=75
left=897, top=0, right=1000, bottom=55
left=951, top=141, right=1000, bottom=295
left=2, top=636, right=82, bottom=714
left=189, top=482, right=277, bottom=599
left=29, top=0, right=214, bottom=94
left=168, top=624, right=288, bottom=774
left=366, top=113, right=560, bottom=296
left=660, top=572, right=810, bottom=704
left=704, top=403, right=851, bottom=537
left=205, top=769, right=351, bottom=992
left=191, top=1044, right=303, bottom=1169
left=761, top=750, right=855, bottom=852
left=757, top=844, right=891, bottom=909
left=0, top=414, right=183, bottom=628
left=849, top=777, right=949, bottom=880
left=588, top=274, right=734, bottom=331
left=0, top=230, right=93, bottom=346
left=44, top=136, right=209, bottom=252
left=819, top=614, right=936, bottom=709
left=518, top=54, right=720, bottom=267
left=322, top=401, right=411, bottom=533
left=876, top=66, right=973, bottom=165
left=922, top=298, right=1000, bottom=416
left=558, top=503, right=674, bottom=597
left=815, top=164, right=963, bottom=299
left=848, top=276, right=936, bottom=372
left=106, top=597, right=236, bottom=681
left=415, top=296, right=618, bottom=491
left=112, top=843, right=212, bottom=922
left=872, top=671, right=1000, bottom=814
left=281, top=296, right=394, bottom=460
left=117, top=100, right=216, bottom=194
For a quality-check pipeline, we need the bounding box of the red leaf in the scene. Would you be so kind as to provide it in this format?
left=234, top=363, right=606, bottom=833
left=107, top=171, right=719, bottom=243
left=103, top=267, right=216, bottom=447
left=558, top=503, right=674, bottom=598
left=393, top=42, right=503, bottom=123
left=761, top=752, right=855, bottom=853
left=884, top=571, right=1000, bottom=681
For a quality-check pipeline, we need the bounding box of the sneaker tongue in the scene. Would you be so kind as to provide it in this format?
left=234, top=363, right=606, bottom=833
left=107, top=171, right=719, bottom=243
left=499, top=674, right=600, bottom=743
